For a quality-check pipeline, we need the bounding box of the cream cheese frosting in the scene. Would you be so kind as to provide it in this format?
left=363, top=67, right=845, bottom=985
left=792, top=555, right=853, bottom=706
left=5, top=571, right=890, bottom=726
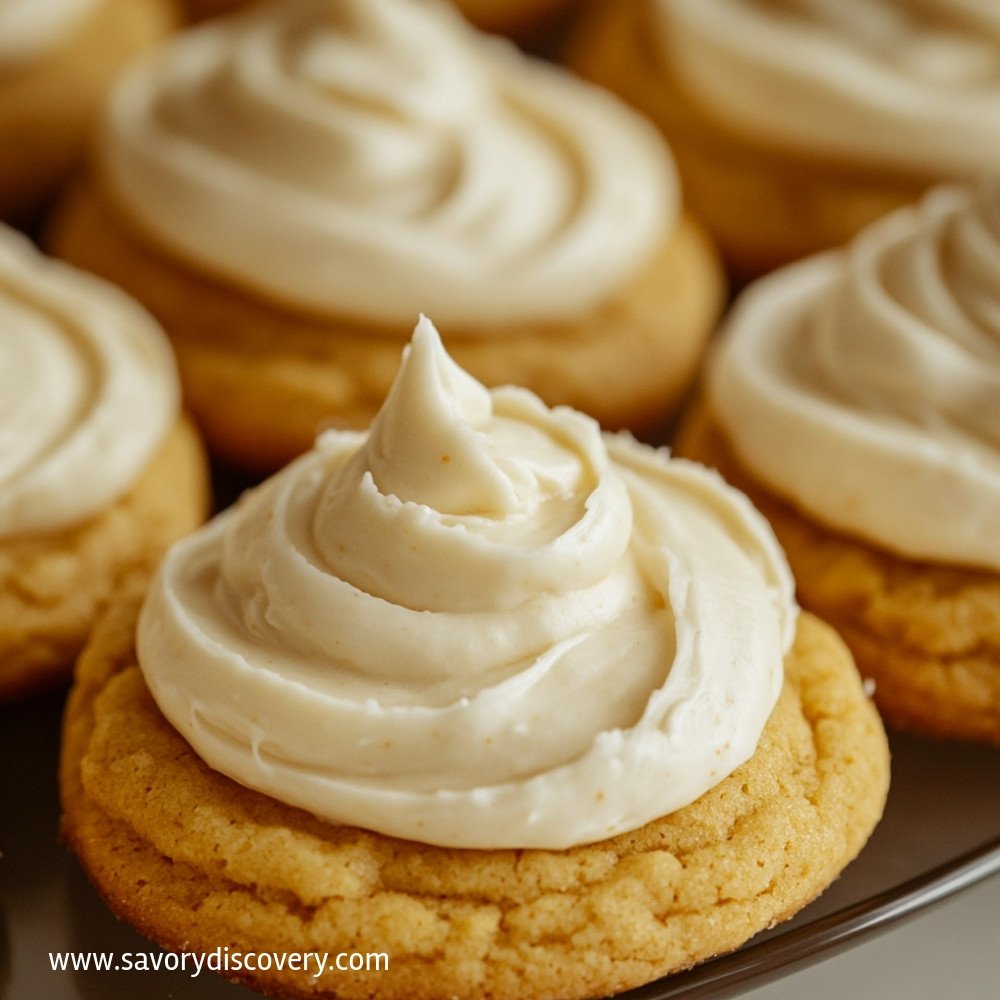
left=0, top=0, right=99, bottom=69
left=139, top=316, right=794, bottom=850
left=653, top=0, right=1000, bottom=175
left=98, top=0, right=675, bottom=328
left=710, top=183, right=1000, bottom=571
left=0, top=224, right=178, bottom=538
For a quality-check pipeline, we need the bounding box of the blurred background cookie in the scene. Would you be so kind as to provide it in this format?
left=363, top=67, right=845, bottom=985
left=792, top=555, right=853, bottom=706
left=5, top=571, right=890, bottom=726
left=0, top=225, right=208, bottom=701
left=0, top=0, right=178, bottom=225
left=678, top=183, right=1000, bottom=745
left=49, top=0, right=724, bottom=471
left=567, top=0, right=1000, bottom=276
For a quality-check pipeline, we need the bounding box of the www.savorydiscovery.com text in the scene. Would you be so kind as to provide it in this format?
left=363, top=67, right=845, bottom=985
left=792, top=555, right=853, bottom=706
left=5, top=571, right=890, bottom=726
left=49, top=947, right=389, bottom=978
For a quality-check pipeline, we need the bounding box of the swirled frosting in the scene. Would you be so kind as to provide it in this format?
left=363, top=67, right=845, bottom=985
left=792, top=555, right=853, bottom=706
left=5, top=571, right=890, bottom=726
left=0, top=0, right=99, bottom=69
left=139, top=316, right=794, bottom=849
left=710, top=184, right=1000, bottom=571
left=653, top=0, right=1000, bottom=175
left=0, top=224, right=178, bottom=538
left=98, top=0, right=674, bottom=327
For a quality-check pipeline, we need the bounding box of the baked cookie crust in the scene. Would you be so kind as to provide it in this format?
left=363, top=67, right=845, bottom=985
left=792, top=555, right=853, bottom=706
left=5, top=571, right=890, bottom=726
left=49, top=179, right=725, bottom=471
left=677, top=402, right=1000, bottom=747
left=61, top=597, right=888, bottom=1000
left=0, top=418, right=208, bottom=702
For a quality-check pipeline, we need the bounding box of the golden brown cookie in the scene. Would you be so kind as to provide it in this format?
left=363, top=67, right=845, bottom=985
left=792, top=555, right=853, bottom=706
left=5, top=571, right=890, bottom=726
left=0, top=0, right=179, bottom=224
left=61, top=595, right=888, bottom=1000
left=50, top=179, right=724, bottom=472
left=677, top=401, right=1000, bottom=747
left=0, top=418, right=209, bottom=702
left=48, top=0, right=726, bottom=472
left=564, top=1, right=937, bottom=278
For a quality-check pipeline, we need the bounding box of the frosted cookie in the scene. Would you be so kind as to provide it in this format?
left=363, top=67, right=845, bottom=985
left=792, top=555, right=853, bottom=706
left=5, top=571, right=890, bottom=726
left=0, top=225, right=208, bottom=701
left=677, top=184, right=1000, bottom=746
left=0, top=0, right=178, bottom=224
left=61, top=318, right=888, bottom=999
left=49, top=0, right=724, bottom=471
left=566, top=0, right=1000, bottom=276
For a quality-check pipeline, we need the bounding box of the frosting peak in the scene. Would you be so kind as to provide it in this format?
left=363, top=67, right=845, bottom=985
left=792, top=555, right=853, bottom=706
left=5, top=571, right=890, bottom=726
left=140, top=318, right=794, bottom=849
left=100, top=0, right=674, bottom=327
left=361, top=317, right=522, bottom=516
left=311, top=318, right=628, bottom=612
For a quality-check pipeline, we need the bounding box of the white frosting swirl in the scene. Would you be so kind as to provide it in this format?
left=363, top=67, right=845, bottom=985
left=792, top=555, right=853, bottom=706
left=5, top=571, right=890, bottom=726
left=98, top=0, right=674, bottom=328
left=710, top=184, right=1000, bottom=571
left=0, top=0, right=99, bottom=68
left=139, top=317, right=794, bottom=850
left=654, top=0, right=1000, bottom=175
left=0, top=224, right=178, bottom=538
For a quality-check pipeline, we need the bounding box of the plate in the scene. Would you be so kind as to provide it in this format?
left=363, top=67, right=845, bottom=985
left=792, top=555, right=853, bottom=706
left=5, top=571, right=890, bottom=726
left=1, top=688, right=998, bottom=1000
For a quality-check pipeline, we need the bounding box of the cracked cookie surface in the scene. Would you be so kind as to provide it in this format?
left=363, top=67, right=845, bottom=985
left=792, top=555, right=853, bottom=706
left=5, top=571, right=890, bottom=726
left=61, top=595, right=888, bottom=1000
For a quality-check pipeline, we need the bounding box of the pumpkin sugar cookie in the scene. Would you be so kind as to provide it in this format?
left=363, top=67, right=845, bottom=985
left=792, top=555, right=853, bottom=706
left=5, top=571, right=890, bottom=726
left=565, top=0, right=1000, bottom=277
left=0, top=0, right=178, bottom=224
left=0, top=224, right=208, bottom=701
left=677, top=185, right=1000, bottom=746
left=62, top=320, right=888, bottom=999
left=50, top=0, right=723, bottom=471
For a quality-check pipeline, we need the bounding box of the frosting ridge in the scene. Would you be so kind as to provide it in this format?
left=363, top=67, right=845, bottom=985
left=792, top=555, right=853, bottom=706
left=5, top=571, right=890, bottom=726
left=139, top=317, right=794, bottom=849
left=710, top=183, right=1000, bottom=570
left=99, top=0, right=674, bottom=327
left=0, top=224, right=178, bottom=538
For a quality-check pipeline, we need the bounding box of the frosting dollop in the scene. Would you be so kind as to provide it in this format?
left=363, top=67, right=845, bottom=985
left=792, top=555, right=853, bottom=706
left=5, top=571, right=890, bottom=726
left=139, top=317, right=794, bottom=849
left=0, top=0, right=98, bottom=69
left=0, top=225, right=178, bottom=538
left=98, top=0, right=674, bottom=327
left=710, top=183, right=1000, bottom=570
left=652, top=0, right=1000, bottom=175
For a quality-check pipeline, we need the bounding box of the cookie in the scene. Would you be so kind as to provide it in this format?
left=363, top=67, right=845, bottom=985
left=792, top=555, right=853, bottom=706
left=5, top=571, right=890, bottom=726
left=62, top=596, right=888, bottom=1000
left=565, top=0, right=998, bottom=277
left=675, top=184, right=1000, bottom=745
left=0, top=0, right=178, bottom=224
left=0, top=223, right=209, bottom=701
left=49, top=0, right=724, bottom=470
left=61, top=319, right=888, bottom=999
